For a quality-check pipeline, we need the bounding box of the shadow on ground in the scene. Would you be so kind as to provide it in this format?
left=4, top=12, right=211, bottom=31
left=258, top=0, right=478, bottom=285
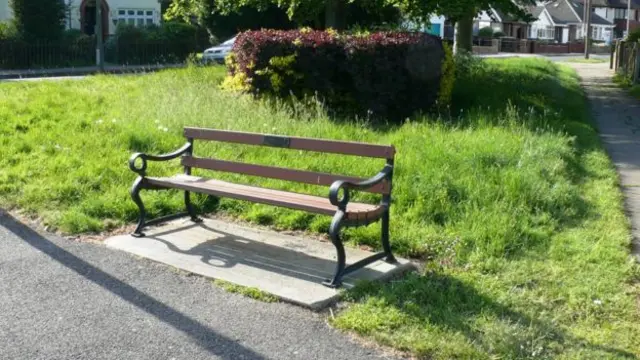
left=343, top=272, right=636, bottom=359
left=0, top=212, right=268, bottom=360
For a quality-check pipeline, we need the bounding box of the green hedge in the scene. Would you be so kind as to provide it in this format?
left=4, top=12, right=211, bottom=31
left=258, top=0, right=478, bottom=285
left=105, top=22, right=209, bottom=65
left=224, top=29, right=451, bottom=122
left=0, top=23, right=209, bottom=70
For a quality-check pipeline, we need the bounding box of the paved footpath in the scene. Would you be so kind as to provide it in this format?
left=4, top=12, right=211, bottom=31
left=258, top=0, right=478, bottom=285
left=568, top=62, right=640, bottom=260
left=0, top=211, right=395, bottom=360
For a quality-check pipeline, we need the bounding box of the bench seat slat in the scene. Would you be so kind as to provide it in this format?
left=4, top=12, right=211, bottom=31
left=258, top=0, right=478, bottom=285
left=145, top=175, right=384, bottom=221
left=183, top=127, right=395, bottom=159
left=181, top=156, right=390, bottom=194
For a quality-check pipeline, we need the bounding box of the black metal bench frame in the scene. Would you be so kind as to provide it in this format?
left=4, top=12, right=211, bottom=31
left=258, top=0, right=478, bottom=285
left=127, top=127, right=396, bottom=288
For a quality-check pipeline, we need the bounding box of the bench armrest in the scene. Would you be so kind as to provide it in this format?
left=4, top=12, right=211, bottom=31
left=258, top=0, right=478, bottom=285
left=329, top=165, right=393, bottom=209
left=129, top=142, right=192, bottom=176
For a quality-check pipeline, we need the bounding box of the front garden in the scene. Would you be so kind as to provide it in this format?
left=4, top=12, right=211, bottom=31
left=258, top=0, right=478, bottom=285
left=1, top=48, right=639, bottom=358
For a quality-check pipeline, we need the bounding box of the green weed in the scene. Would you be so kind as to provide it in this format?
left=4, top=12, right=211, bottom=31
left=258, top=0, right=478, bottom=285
left=1, top=59, right=639, bottom=358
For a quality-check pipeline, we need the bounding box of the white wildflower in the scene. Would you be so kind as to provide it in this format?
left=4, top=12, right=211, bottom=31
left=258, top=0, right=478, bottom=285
left=593, top=299, right=602, bottom=305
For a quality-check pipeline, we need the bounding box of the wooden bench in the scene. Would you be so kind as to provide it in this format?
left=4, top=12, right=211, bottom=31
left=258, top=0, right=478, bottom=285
left=128, top=127, right=397, bottom=287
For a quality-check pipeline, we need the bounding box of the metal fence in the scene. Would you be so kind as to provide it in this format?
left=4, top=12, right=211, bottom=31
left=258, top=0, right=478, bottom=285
left=0, top=35, right=207, bottom=71
left=614, top=40, right=640, bottom=84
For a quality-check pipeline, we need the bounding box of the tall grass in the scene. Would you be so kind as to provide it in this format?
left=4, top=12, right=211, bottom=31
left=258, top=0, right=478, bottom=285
left=1, top=59, right=639, bottom=358
left=0, top=60, right=603, bottom=260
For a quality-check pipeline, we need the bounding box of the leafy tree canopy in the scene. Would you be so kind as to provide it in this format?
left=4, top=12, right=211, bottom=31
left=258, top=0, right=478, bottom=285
left=9, top=0, right=66, bottom=40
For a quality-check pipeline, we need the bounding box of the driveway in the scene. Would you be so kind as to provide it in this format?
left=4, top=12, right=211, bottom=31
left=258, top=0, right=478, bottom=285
left=0, top=211, right=395, bottom=360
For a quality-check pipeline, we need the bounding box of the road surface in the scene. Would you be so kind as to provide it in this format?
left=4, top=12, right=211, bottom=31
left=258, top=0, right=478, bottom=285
left=0, top=211, right=395, bottom=360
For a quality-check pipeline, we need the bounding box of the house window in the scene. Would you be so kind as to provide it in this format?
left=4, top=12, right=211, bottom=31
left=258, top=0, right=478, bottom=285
left=614, top=8, right=627, bottom=19
left=537, top=26, right=555, bottom=39
left=592, top=26, right=601, bottom=40
left=116, top=8, right=155, bottom=27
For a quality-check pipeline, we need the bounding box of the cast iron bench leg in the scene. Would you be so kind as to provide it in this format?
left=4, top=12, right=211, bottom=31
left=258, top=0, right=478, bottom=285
left=323, top=211, right=346, bottom=288
left=381, top=209, right=396, bottom=263
left=131, top=177, right=147, bottom=238
left=184, top=191, right=203, bottom=223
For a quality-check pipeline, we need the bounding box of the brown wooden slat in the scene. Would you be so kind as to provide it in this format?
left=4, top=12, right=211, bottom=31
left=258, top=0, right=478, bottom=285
left=145, top=175, right=381, bottom=219
left=183, top=127, right=395, bottom=159
left=181, top=156, right=390, bottom=194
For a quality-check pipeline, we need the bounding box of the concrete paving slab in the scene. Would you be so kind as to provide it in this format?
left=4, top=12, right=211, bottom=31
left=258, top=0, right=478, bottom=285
left=568, top=62, right=640, bottom=261
left=105, top=218, right=415, bottom=309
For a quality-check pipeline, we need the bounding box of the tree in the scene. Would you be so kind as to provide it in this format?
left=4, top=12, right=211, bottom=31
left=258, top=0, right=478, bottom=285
left=168, top=0, right=534, bottom=53
left=169, top=0, right=399, bottom=31
left=393, top=0, right=535, bottom=53
left=9, top=0, right=66, bottom=40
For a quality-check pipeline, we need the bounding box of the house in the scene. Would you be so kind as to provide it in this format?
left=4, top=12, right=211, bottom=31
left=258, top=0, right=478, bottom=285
left=583, top=0, right=640, bottom=38
left=0, top=0, right=162, bottom=37
left=476, top=5, right=541, bottom=39
left=403, top=15, right=447, bottom=38
left=531, top=0, right=614, bottom=42
left=476, top=0, right=615, bottom=43
left=426, top=15, right=446, bottom=38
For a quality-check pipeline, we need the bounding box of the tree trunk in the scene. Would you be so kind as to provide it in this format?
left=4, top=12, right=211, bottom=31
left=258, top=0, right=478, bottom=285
left=325, top=0, right=346, bottom=30
left=454, top=14, right=474, bottom=54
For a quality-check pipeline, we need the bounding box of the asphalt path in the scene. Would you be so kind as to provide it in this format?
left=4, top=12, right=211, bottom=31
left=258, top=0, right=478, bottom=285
left=0, top=212, right=395, bottom=360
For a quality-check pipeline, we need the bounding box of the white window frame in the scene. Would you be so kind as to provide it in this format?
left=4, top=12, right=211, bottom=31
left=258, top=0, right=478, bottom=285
left=116, top=8, right=156, bottom=27
left=537, top=26, right=555, bottom=39
left=592, top=26, right=605, bottom=40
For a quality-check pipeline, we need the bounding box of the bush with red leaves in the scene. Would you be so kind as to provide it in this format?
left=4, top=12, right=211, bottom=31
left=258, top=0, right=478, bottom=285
left=227, top=29, right=446, bottom=121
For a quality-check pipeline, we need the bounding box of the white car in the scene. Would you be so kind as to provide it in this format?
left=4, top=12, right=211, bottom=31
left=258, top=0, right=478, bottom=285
left=202, top=37, right=236, bottom=64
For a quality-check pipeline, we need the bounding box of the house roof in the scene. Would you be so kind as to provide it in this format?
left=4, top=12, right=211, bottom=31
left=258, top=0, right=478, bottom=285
left=581, top=0, right=640, bottom=9
left=491, top=5, right=541, bottom=23
left=548, top=0, right=614, bottom=25
left=545, top=0, right=581, bottom=24
left=487, top=0, right=613, bottom=26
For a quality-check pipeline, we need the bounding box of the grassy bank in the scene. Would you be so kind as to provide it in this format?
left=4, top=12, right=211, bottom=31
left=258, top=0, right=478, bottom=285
left=631, top=85, right=640, bottom=99
left=565, top=57, right=608, bottom=64
left=1, top=59, right=639, bottom=358
left=613, top=73, right=640, bottom=100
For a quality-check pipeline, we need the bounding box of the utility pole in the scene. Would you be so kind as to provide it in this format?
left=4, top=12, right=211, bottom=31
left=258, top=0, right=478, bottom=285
left=584, top=0, right=592, bottom=59
left=627, top=0, right=632, bottom=38
left=96, top=0, right=105, bottom=71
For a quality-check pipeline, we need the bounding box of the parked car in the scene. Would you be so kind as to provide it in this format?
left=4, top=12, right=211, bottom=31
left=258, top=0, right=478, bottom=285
left=202, top=37, right=236, bottom=64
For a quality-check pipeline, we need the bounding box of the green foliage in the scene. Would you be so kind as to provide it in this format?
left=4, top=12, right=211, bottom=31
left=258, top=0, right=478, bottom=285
left=104, top=22, right=209, bottom=65
left=254, top=54, right=302, bottom=92
left=438, top=41, right=455, bottom=108
left=0, top=29, right=95, bottom=69
left=628, top=27, right=640, bottom=43
left=220, top=53, right=251, bottom=92
left=9, top=0, right=65, bottom=40
left=227, top=29, right=445, bottom=121
left=493, top=30, right=506, bottom=38
left=334, top=59, right=640, bottom=359
left=212, top=279, right=279, bottom=302
left=478, top=26, right=494, bottom=38
left=164, top=0, right=295, bottom=40
left=1, top=59, right=639, bottom=358
left=0, top=21, right=17, bottom=39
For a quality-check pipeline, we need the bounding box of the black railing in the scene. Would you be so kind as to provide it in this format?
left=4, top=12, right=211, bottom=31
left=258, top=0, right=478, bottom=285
left=0, top=35, right=207, bottom=70
left=0, top=38, right=95, bottom=70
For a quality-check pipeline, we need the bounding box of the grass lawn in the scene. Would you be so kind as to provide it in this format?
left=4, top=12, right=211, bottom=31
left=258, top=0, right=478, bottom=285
left=565, top=57, right=608, bottom=64
left=1, top=58, right=639, bottom=358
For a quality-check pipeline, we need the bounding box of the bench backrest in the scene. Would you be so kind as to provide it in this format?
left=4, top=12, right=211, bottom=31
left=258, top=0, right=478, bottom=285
left=181, top=127, right=395, bottom=195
